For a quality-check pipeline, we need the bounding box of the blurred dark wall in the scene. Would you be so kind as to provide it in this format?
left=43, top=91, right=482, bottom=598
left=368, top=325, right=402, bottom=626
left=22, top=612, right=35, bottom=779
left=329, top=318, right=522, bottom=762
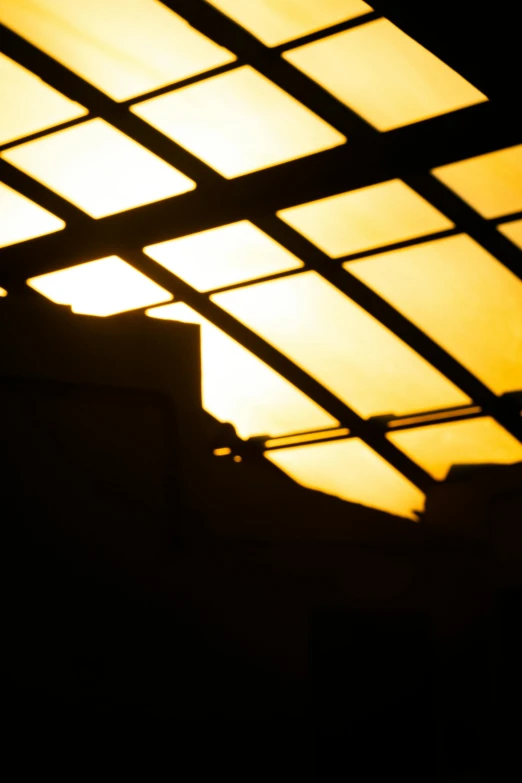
left=1, top=300, right=520, bottom=781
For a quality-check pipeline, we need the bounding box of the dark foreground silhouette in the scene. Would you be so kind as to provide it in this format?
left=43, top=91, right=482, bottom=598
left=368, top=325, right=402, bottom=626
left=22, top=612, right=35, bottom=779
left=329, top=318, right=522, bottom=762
left=2, top=297, right=520, bottom=781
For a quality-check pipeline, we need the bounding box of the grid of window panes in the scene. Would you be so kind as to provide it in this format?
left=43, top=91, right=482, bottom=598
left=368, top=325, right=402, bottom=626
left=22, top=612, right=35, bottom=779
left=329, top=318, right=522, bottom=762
left=1, top=0, right=521, bottom=519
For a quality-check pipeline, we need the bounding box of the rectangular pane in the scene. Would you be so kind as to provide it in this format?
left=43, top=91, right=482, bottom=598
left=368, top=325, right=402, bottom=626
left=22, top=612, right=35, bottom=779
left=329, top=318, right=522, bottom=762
left=284, top=18, right=486, bottom=130
left=266, top=438, right=425, bottom=519
left=0, top=52, right=87, bottom=145
left=0, top=0, right=235, bottom=101
left=144, top=221, right=303, bottom=292
left=0, top=181, right=64, bottom=248
left=28, top=257, right=173, bottom=316
left=499, top=219, right=522, bottom=249
left=278, top=179, right=453, bottom=257
left=348, top=234, right=522, bottom=395
left=212, top=271, right=469, bottom=418
left=433, top=146, right=522, bottom=218
left=207, top=0, right=373, bottom=46
left=389, top=417, right=522, bottom=480
left=146, top=302, right=337, bottom=438
left=131, top=66, right=345, bottom=178
left=2, top=118, right=195, bottom=218
left=265, top=428, right=350, bottom=449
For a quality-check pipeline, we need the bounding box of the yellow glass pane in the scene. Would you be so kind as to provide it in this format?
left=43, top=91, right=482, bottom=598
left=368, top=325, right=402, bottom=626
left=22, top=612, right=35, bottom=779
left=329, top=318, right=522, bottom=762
left=284, top=18, right=486, bottom=131
left=348, top=234, right=522, bottom=395
left=131, top=65, right=345, bottom=178
left=2, top=118, right=195, bottom=218
left=0, top=53, right=87, bottom=145
left=146, top=302, right=337, bottom=437
left=0, top=0, right=235, bottom=101
left=432, top=146, right=522, bottom=218
left=266, top=438, right=425, bottom=519
left=0, top=181, right=65, bottom=248
left=389, top=417, right=522, bottom=480
left=144, top=221, right=303, bottom=291
left=207, top=0, right=372, bottom=46
left=213, top=271, right=468, bottom=418
left=499, top=219, right=522, bottom=249
left=27, top=256, right=172, bottom=316
left=278, top=179, right=453, bottom=257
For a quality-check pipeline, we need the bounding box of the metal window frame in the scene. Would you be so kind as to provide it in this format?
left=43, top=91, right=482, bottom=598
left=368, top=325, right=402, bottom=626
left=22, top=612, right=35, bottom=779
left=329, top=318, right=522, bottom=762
left=1, top=1, right=521, bottom=497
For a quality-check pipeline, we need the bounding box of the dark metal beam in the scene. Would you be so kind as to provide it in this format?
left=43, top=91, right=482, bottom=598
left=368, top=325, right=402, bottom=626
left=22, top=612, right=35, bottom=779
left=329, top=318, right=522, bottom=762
left=263, top=407, right=485, bottom=450
left=271, top=10, right=379, bottom=53
left=405, top=173, right=522, bottom=281
left=0, top=159, right=86, bottom=224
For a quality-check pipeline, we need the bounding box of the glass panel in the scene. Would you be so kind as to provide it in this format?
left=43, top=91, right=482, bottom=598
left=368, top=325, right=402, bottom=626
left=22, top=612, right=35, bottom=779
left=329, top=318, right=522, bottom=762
left=389, top=417, right=522, bottom=480
left=0, top=181, right=65, bottom=248
left=499, top=219, right=522, bottom=249
left=277, top=179, right=453, bottom=257
left=432, top=146, right=522, bottom=218
left=207, top=0, right=372, bottom=46
left=266, top=438, right=425, bottom=519
left=27, top=256, right=172, bottom=316
left=348, top=234, right=522, bottom=395
left=0, top=53, right=87, bottom=145
left=2, top=118, right=195, bottom=218
left=284, top=18, right=486, bottom=131
left=144, top=221, right=303, bottom=292
left=213, top=271, right=469, bottom=418
left=0, top=0, right=235, bottom=101
left=146, top=302, right=337, bottom=437
left=131, top=65, right=345, bottom=178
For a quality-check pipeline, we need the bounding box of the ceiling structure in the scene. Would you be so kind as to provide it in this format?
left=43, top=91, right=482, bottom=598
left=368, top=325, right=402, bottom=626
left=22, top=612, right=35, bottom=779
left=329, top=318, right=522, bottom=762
left=1, top=0, right=521, bottom=519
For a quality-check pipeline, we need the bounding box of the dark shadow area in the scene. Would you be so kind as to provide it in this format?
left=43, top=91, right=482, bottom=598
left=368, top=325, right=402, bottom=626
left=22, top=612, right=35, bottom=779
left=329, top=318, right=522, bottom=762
left=1, top=298, right=520, bottom=781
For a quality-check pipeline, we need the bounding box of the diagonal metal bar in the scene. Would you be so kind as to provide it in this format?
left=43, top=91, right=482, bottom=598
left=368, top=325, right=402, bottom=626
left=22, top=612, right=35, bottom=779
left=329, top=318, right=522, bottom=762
left=272, top=10, right=380, bottom=53
left=0, top=158, right=87, bottom=224
left=263, top=405, right=486, bottom=450
left=0, top=115, right=89, bottom=153
left=405, top=173, right=522, bottom=280
left=495, top=211, right=522, bottom=226
left=120, top=60, right=240, bottom=107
